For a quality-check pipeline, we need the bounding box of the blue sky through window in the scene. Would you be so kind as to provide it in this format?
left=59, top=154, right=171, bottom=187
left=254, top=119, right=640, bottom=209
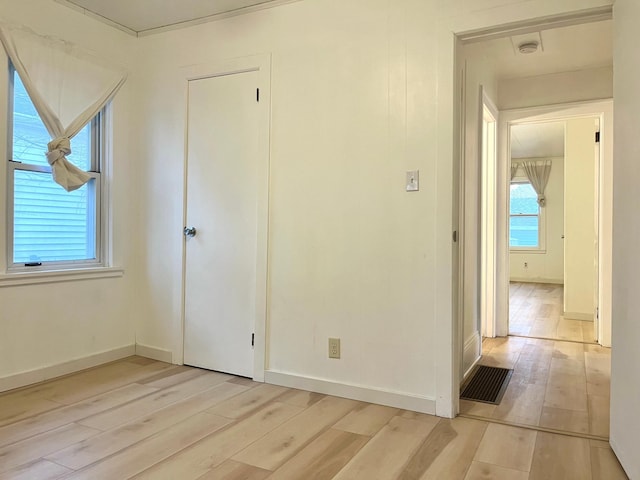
left=510, top=183, right=539, bottom=248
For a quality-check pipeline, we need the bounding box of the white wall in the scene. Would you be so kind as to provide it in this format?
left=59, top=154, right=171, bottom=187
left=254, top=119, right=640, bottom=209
left=460, top=46, right=499, bottom=376
left=131, top=0, right=617, bottom=414
left=564, top=117, right=597, bottom=320
left=134, top=0, right=443, bottom=407
left=611, top=1, right=640, bottom=477
left=0, top=0, right=139, bottom=388
left=499, top=66, right=613, bottom=110
left=510, top=157, right=564, bottom=284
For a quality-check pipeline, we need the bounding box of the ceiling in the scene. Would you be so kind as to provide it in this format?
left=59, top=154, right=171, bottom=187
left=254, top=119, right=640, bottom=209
left=463, top=20, right=613, bottom=80
left=511, top=122, right=565, bottom=159
left=57, top=0, right=297, bottom=35
left=464, top=20, right=611, bottom=159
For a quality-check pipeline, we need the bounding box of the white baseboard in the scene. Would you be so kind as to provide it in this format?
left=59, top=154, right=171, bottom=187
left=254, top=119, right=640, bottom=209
left=509, top=277, right=564, bottom=285
left=135, top=344, right=173, bottom=363
left=463, top=331, right=482, bottom=380
left=264, top=370, right=436, bottom=415
left=0, top=345, right=135, bottom=393
left=563, top=312, right=594, bottom=321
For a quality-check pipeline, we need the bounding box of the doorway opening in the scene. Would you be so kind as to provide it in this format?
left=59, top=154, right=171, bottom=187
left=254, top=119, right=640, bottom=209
left=457, top=15, right=613, bottom=441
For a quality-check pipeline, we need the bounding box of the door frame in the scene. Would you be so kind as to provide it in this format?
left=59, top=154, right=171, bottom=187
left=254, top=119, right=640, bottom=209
left=480, top=87, right=499, bottom=340
left=497, top=100, right=613, bottom=346
left=438, top=5, right=613, bottom=417
left=179, top=54, right=272, bottom=381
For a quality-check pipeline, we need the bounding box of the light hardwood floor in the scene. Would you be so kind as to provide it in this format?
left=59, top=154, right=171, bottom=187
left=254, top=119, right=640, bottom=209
left=509, top=282, right=595, bottom=342
left=0, top=356, right=628, bottom=479
left=462, top=336, right=611, bottom=438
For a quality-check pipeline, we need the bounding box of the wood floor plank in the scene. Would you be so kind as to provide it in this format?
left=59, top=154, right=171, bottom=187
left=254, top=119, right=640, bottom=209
left=588, top=394, right=610, bottom=437
left=46, top=361, right=176, bottom=405
left=2, top=362, right=145, bottom=406
left=492, top=383, right=546, bottom=425
left=124, top=356, right=157, bottom=366
left=407, top=417, right=488, bottom=480
left=232, top=396, right=358, bottom=471
left=0, top=398, right=64, bottom=428
left=0, top=459, right=72, bottom=480
left=333, top=403, right=398, bottom=436
left=139, top=366, right=206, bottom=388
left=62, top=412, right=231, bottom=480
left=0, top=423, right=100, bottom=474
left=463, top=461, right=529, bottom=480
left=197, top=460, right=271, bottom=480
left=0, top=383, right=157, bottom=448
left=46, top=381, right=248, bottom=470
left=544, top=384, right=588, bottom=412
left=529, top=432, right=591, bottom=480
left=538, top=406, right=589, bottom=433
left=332, top=416, right=437, bottom=479
left=590, top=444, right=629, bottom=480
left=473, top=424, right=537, bottom=472
left=133, top=401, right=304, bottom=480
left=459, top=400, right=497, bottom=418
left=276, top=389, right=325, bottom=408
left=78, top=371, right=233, bottom=430
left=267, top=428, right=369, bottom=480
left=207, top=384, right=289, bottom=419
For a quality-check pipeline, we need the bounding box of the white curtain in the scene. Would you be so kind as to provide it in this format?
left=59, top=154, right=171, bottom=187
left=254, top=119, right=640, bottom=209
left=511, top=163, right=519, bottom=181
left=0, top=23, right=127, bottom=191
left=522, top=160, right=552, bottom=206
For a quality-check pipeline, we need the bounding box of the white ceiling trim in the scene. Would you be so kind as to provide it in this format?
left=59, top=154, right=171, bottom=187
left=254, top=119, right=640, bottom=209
left=55, top=0, right=304, bottom=37
left=458, top=6, right=612, bottom=44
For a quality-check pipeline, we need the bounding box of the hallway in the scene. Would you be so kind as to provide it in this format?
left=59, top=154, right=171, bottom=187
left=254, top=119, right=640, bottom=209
left=508, top=282, right=596, bottom=343
left=462, top=282, right=610, bottom=438
left=461, top=336, right=610, bottom=438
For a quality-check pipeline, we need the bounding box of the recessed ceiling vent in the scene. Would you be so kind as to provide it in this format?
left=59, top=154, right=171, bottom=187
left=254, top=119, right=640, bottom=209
left=518, top=41, right=540, bottom=54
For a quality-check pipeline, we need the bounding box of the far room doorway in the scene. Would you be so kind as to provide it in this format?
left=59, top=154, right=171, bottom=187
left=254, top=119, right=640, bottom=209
left=499, top=104, right=611, bottom=347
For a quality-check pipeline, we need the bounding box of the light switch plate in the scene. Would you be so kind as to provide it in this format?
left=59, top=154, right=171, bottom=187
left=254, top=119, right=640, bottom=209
left=406, top=170, right=419, bottom=192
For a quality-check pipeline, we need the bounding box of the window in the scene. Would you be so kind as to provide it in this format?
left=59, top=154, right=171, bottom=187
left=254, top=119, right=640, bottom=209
left=8, top=67, right=102, bottom=269
left=509, top=182, right=543, bottom=250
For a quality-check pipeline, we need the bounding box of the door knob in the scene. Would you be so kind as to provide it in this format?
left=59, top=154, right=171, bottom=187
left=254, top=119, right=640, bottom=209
left=184, top=226, right=197, bottom=238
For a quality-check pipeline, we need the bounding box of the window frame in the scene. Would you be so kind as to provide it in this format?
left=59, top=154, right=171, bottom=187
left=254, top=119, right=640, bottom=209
left=6, top=63, right=104, bottom=272
left=509, top=178, right=546, bottom=253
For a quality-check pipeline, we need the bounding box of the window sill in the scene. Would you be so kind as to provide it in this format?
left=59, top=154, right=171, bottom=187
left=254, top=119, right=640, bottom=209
left=0, top=267, right=124, bottom=287
left=510, top=249, right=547, bottom=254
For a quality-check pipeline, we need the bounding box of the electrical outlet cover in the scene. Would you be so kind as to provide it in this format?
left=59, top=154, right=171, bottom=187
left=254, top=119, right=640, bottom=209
left=329, top=338, right=341, bottom=359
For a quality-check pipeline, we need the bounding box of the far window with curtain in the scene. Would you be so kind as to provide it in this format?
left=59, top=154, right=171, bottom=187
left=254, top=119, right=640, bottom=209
left=8, top=67, right=102, bottom=267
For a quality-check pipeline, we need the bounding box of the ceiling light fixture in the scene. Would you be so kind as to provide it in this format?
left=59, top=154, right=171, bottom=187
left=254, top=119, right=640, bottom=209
left=518, top=41, right=539, bottom=54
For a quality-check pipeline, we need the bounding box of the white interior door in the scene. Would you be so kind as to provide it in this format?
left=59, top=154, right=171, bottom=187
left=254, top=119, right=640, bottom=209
left=184, top=70, right=261, bottom=378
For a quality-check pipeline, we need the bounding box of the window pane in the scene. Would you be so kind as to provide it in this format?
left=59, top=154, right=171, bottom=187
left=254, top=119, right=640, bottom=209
left=510, top=216, right=539, bottom=247
left=510, top=183, right=539, bottom=215
left=12, top=71, right=91, bottom=170
left=13, top=170, right=96, bottom=263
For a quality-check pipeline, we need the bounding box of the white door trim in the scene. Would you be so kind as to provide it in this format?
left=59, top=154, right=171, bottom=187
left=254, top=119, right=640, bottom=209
left=179, top=54, right=271, bottom=381
left=480, top=87, right=499, bottom=340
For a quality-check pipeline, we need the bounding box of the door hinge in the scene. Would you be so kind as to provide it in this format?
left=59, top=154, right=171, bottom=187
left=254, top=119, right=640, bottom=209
left=595, top=131, right=600, bottom=143
left=453, top=230, right=458, bottom=242
left=251, top=333, right=255, bottom=347
left=596, top=307, right=599, bottom=320
left=256, top=88, right=260, bottom=102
